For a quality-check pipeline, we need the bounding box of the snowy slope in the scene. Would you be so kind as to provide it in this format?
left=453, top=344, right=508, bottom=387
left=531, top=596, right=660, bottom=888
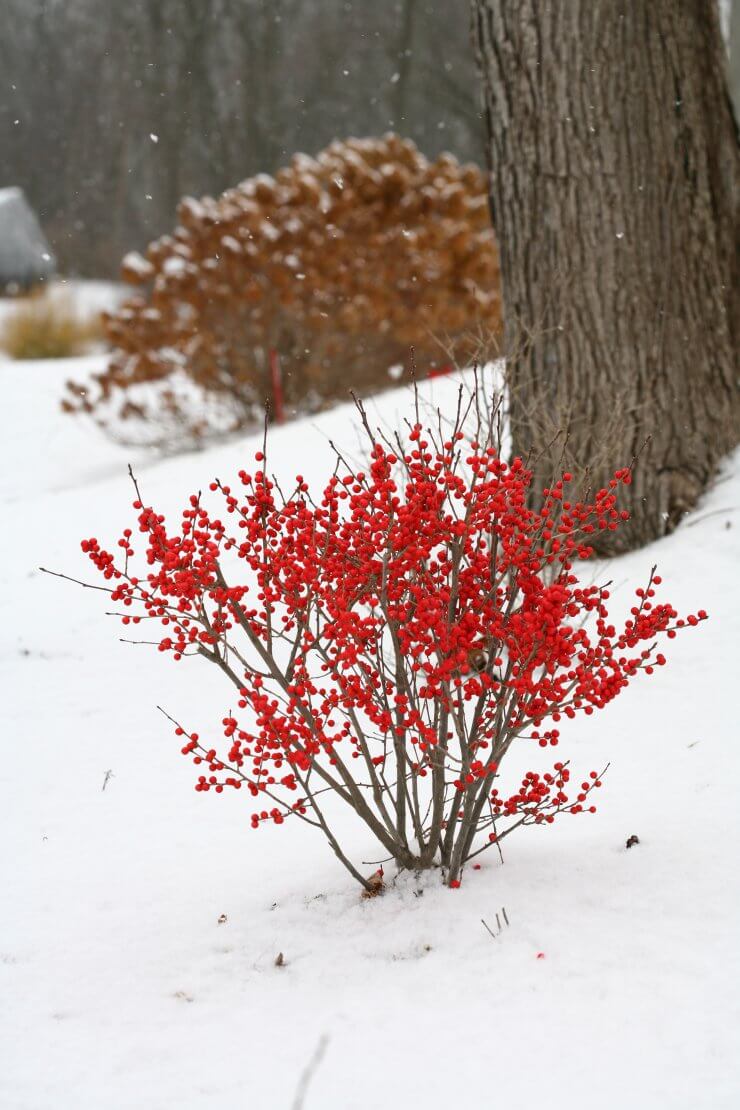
left=1, top=354, right=739, bottom=1110
left=0, top=280, right=125, bottom=329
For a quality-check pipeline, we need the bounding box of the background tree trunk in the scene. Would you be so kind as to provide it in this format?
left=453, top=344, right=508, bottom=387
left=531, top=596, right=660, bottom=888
left=471, top=0, right=739, bottom=553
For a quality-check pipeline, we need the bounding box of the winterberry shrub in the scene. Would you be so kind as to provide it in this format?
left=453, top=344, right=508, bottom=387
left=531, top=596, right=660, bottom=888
left=75, top=394, right=704, bottom=890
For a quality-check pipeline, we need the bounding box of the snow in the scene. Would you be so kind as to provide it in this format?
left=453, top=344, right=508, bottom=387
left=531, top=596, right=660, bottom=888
left=1, top=353, right=739, bottom=1109
left=121, top=251, right=155, bottom=280
left=0, top=185, right=26, bottom=205
left=0, top=279, right=126, bottom=332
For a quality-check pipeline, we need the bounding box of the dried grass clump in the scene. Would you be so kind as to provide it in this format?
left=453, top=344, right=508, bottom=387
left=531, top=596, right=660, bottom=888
left=1, top=291, right=104, bottom=360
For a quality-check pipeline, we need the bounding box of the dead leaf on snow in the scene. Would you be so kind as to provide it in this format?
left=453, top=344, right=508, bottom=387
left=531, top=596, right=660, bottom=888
left=361, top=868, right=385, bottom=899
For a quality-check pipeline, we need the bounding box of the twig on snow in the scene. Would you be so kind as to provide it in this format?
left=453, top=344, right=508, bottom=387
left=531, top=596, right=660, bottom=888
left=292, top=1033, right=329, bottom=1110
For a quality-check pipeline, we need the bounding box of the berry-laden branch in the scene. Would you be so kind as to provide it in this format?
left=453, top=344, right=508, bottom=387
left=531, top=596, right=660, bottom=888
left=67, top=394, right=706, bottom=889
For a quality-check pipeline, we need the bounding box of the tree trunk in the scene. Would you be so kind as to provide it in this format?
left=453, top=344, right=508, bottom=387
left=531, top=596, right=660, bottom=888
left=730, top=0, right=740, bottom=123
left=471, top=0, right=739, bottom=553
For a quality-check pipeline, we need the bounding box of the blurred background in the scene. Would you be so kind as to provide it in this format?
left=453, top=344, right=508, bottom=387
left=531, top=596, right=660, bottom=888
left=1, top=0, right=484, bottom=278
left=1, top=1, right=736, bottom=450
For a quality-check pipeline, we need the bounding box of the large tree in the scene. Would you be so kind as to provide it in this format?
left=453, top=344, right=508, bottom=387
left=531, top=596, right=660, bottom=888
left=471, top=0, right=739, bottom=552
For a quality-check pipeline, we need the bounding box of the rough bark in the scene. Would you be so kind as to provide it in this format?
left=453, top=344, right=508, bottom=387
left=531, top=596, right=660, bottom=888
left=472, top=0, right=739, bottom=552
left=730, top=0, right=740, bottom=122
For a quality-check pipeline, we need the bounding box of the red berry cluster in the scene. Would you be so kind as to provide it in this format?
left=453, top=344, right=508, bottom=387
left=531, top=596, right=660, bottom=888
left=79, top=416, right=705, bottom=886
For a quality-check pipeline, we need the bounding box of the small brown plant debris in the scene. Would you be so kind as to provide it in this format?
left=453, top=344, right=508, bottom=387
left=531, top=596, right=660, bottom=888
left=361, top=868, right=386, bottom=899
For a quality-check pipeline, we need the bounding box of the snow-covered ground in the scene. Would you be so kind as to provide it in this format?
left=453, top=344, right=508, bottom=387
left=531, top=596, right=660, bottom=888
left=0, top=279, right=125, bottom=326
left=1, top=352, right=739, bottom=1110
